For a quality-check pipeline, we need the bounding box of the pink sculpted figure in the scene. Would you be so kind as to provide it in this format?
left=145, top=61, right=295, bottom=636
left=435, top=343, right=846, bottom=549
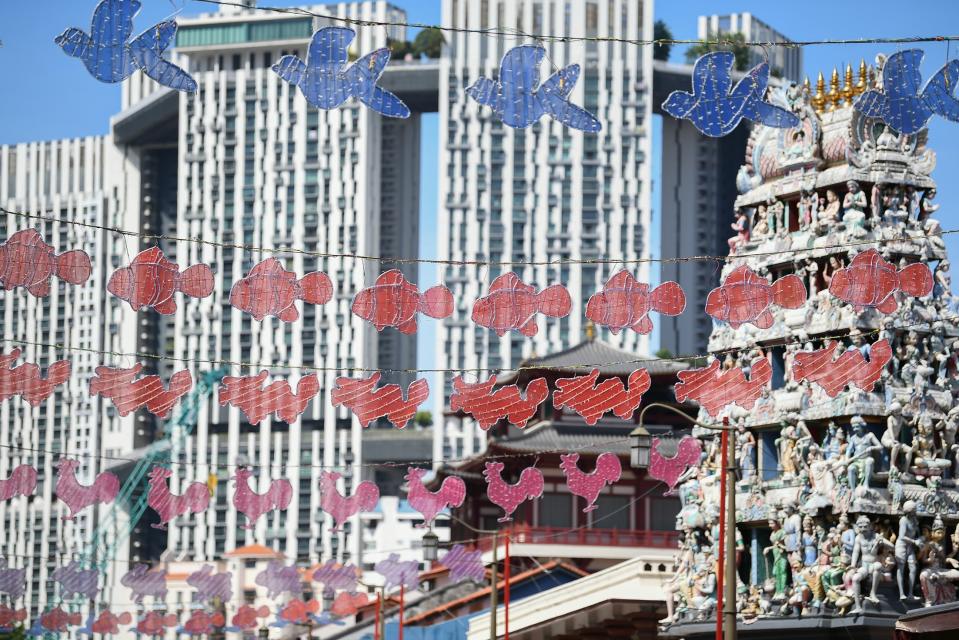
left=218, top=371, right=319, bottom=424
left=471, top=272, right=571, bottom=336
left=648, top=436, right=703, bottom=494
left=706, top=265, right=806, bottom=329
left=352, top=270, right=454, bottom=333
left=449, top=375, right=548, bottom=429
left=405, top=467, right=466, bottom=528
left=586, top=271, right=685, bottom=335
left=553, top=368, right=650, bottom=425
left=829, top=249, right=933, bottom=313
left=0, top=229, right=91, bottom=297
left=560, top=452, right=622, bottom=513
left=146, top=467, right=211, bottom=529
left=331, top=373, right=429, bottom=429
left=483, top=462, right=544, bottom=522
left=232, top=467, right=293, bottom=529
left=674, top=358, right=772, bottom=417
left=0, top=349, right=71, bottom=407
left=55, top=458, right=119, bottom=520
left=89, top=364, right=192, bottom=418
left=318, top=471, right=379, bottom=530
left=793, top=339, right=893, bottom=397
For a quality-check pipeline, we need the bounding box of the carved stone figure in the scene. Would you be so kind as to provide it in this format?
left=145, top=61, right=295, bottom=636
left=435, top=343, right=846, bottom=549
left=846, top=416, right=881, bottom=489
left=764, top=518, right=789, bottom=601
left=850, top=515, right=894, bottom=613
left=843, top=180, right=868, bottom=236
left=895, top=500, right=920, bottom=600
left=881, top=402, right=911, bottom=472
left=918, top=516, right=959, bottom=606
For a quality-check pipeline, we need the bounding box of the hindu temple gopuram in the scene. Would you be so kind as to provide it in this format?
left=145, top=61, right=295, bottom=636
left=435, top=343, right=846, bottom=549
left=660, top=60, right=959, bottom=638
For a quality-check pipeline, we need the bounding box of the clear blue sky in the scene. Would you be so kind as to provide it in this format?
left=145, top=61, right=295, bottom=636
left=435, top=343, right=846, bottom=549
left=1, top=1, right=957, bottom=372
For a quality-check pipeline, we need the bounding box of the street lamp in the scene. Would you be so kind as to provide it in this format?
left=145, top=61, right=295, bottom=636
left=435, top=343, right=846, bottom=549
left=632, top=402, right=737, bottom=640
left=422, top=530, right=439, bottom=562
left=630, top=424, right=651, bottom=469
left=322, top=587, right=335, bottom=612
left=258, top=626, right=269, bottom=640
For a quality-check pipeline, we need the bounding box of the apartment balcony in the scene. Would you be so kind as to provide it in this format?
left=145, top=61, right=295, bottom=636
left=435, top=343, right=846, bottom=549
left=477, top=525, right=678, bottom=562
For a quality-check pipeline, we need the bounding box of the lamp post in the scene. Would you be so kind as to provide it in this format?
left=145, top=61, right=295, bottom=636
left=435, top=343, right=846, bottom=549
left=631, top=403, right=737, bottom=640
left=422, top=530, right=439, bottom=562
left=258, top=625, right=269, bottom=640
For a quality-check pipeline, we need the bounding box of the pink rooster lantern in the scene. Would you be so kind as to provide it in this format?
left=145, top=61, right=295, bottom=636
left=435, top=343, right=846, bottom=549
left=318, top=471, right=379, bottom=530
left=232, top=467, right=293, bottom=529
left=0, top=464, right=37, bottom=502
left=483, top=462, right=544, bottom=522
left=55, top=458, right=119, bottom=520
left=405, top=467, right=466, bottom=528
left=648, top=436, right=702, bottom=495
left=146, top=467, right=211, bottom=529
left=560, top=452, right=622, bottom=513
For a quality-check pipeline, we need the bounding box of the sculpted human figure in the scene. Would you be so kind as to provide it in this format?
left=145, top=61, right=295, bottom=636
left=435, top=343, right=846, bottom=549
left=764, top=518, right=789, bottom=601
left=820, top=189, right=841, bottom=224
left=753, top=205, right=770, bottom=236
left=736, top=423, right=756, bottom=480
left=881, top=402, right=911, bottom=472
left=843, top=180, right=868, bottom=235
left=777, top=425, right=801, bottom=480
left=781, top=501, right=803, bottom=558
left=850, top=515, right=894, bottom=613
left=918, top=516, right=959, bottom=606
left=846, top=416, right=881, bottom=489
left=909, top=415, right=952, bottom=477
left=896, top=500, right=921, bottom=600
left=729, top=210, right=750, bottom=252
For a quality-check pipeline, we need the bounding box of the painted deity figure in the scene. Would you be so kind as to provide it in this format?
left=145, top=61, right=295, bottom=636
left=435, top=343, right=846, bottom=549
left=820, top=189, right=841, bottom=225
left=781, top=501, right=802, bottom=557
left=881, top=401, right=912, bottom=472
left=736, top=423, right=756, bottom=480
left=753, top=205, right=770, bottom=237
left=777, top=425, right=801, bottom=480
left=821, top=422, right=846, bottom=462
left=918, top=516, right=959, bottom=606
left=804, top=444, right=835, bottom=511
left=846, top=416, right=881, bottom=489
left=729, top=210, right=750, bottom=253
left=842, top=180, right=868, bottom=236
left=764, top=518, right=789, bottom=601
left=850, top=515, right=894, bottom=613
left=802, top=516, right=819, bottom=567
left=896, top=500, right=921, bottom=601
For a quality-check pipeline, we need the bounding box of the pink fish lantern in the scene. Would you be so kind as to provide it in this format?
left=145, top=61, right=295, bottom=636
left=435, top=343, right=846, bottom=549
left=90, top=610, right=133, bottom=635
left=829, top=249, right=932, bottom=313
left=586, top=271, right=686, bottom=334
left=0, top=229, right=91, bottom=297
left=0, top=464, right=37, bottom=502
left=108, top=246, right=214, bottom=314
left=330, top=591, right=369, bottom=617
left=793, top=338, right=892, bottom=397
left=233, top=467, right=293, bottom=528
left=648, top=436, right=702, bottom=494
left=136, top=612, right=179, bottom=635
left=438, top=545, right=485, bottom=583
left=228, top=605, right=270, bottom=632
left=483, top=462, right=543, bottom=522
left=553, top=369, right=650, bottom=425
left=472, top=272, right=571, bottom=336
left=706, top=265, right=806, bottom=329
left=55, top=458, right=119, bottom=520
left=352, top=270, right=454, bottom=333
left=560, top=452, right=622, bottom=513
left=319, top=471, right=379, bottom=530
left=229, top=258, right=333, bottom=322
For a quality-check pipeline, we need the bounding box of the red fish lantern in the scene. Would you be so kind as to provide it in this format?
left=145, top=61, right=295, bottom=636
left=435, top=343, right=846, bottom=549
left=230, top=258, right=333, bottom=322
left=89, top=364, right=192, bottom=418
left=586, top=271, right=686, bottom=334
left=793, top=338, right=892, bottom=397
left=674, top=358, right=772, bottom=416
left=472, top=272, right=571, bottom=336
left=108, top=247, right=214, bottom=314
left=352, top=269, right=454, bottom=333
left=331, top=373, right=429, bottom=428
left=828, top=249, right=933, bottom=313
left=449, top=375, right=548, bottom=429
left=0, top=229, right=91, bottom=297
left=705, top=265, right=806, bottom=329
left=553, top=368, right=650, bottom=425
left=218, top=371, right=320, bottom=424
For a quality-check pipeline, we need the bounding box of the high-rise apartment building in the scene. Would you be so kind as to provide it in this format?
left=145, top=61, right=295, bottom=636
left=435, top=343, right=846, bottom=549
left=0, top=136, right=145, bottom=615
left=697, top=13, right=802, bottom=83
left=436, top=0, right=655, bottom=461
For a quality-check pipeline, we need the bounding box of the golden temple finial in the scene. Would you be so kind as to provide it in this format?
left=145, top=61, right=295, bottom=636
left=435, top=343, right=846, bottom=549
left=842, top=64, right=855, bottom=105
left=828, top=67, right=841, bottom=110
left=855, top=59, right=868, bottom=95
left=585, top=320, right=596, bottom=342
left=812, top=72, right=826, bottom=113
left=803, top=76, right=811, bottom=95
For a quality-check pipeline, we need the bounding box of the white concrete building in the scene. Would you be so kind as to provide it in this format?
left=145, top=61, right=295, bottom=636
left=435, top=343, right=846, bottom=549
left=0, top=136, right=143, bottom=616
left=436, top=0, right=655, bottom=462
left=697, top=13, right=802, bottom=83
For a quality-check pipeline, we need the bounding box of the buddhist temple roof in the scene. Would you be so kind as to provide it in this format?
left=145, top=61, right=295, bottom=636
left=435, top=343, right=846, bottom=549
left=497, top=338, right=687, bottom=384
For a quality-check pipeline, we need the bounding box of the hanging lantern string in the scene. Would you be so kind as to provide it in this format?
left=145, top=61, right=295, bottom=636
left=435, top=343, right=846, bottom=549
left=2, top=306, right=949, bottom=377
left=1, top=206, right=954, bottom=268
left=190, top=0, right=959, bottom=48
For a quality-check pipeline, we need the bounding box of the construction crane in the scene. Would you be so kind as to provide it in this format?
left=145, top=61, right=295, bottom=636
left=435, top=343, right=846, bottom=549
left=83, top=367, right=228, bottom=570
